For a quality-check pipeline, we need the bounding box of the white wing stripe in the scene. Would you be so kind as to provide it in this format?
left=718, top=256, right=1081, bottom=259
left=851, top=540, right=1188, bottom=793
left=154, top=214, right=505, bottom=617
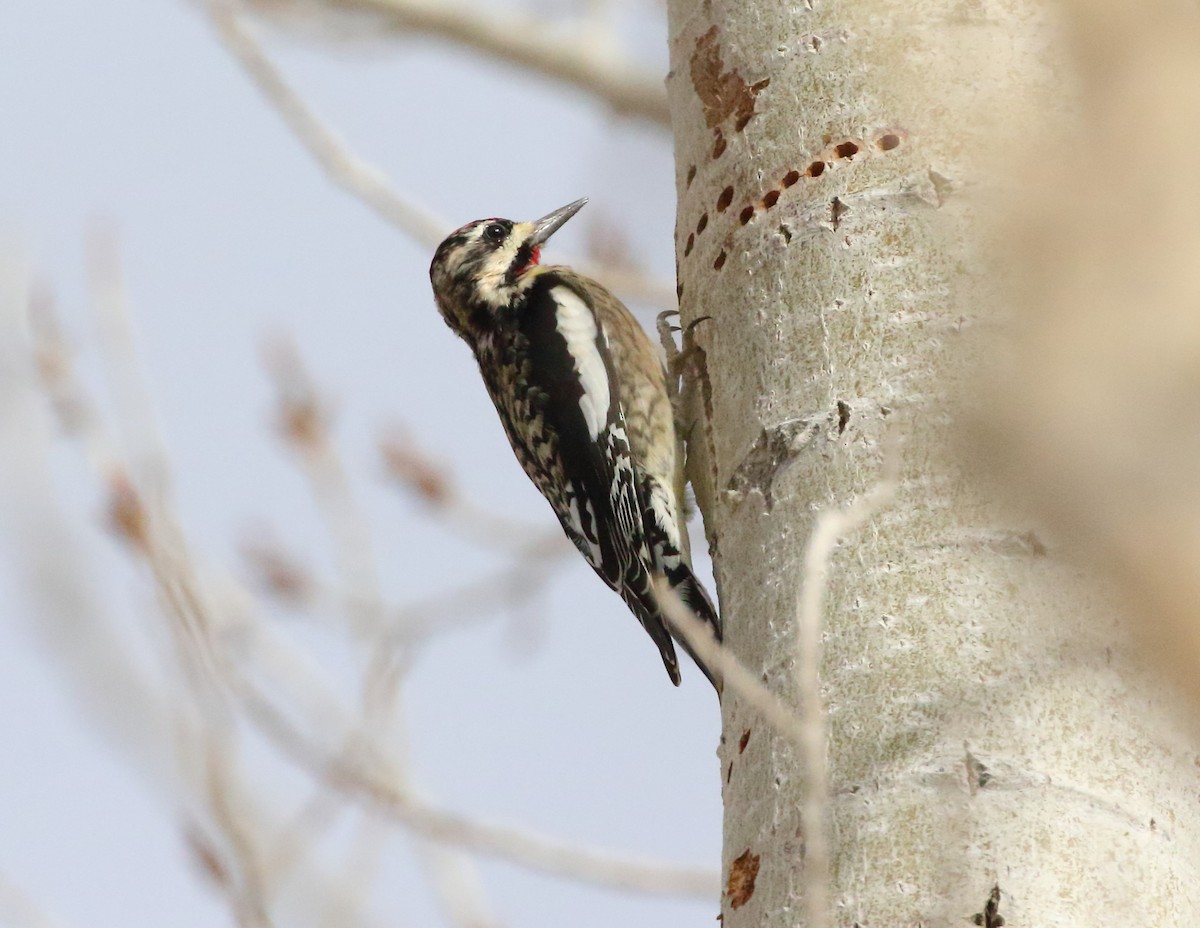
left=551, top=286, right=610, bottom=440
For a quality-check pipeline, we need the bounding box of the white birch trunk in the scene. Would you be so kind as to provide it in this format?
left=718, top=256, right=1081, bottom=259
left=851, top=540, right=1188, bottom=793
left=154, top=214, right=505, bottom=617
left=664, top=1, right=1200, bottom=925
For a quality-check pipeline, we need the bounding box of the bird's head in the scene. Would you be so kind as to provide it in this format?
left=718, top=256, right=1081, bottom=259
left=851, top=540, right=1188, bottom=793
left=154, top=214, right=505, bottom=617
left=429, top=197, right=587, bottom=337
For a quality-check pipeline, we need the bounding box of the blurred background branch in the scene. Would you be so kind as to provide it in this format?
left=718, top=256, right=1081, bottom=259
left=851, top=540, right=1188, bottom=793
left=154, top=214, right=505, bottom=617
left=239, top=0, right=671, bottom=125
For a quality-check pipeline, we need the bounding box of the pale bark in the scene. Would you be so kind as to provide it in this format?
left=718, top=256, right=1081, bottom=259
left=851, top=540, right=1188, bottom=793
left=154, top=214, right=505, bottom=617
left=665, top=2, right=1200, bottom=926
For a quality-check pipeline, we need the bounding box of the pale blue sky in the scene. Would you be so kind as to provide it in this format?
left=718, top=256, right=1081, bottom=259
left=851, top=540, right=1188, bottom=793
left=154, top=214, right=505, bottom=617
left=0, top=1, right=722, bottom=926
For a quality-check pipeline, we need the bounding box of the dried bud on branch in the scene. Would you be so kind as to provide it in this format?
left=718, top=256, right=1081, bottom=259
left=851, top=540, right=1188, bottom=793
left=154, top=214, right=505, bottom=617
left=379, top=427, right=453, bottom=505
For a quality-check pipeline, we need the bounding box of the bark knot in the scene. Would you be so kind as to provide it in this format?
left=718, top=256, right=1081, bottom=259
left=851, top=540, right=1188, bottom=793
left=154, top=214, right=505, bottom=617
left=726, top=416, right=822, bottom=509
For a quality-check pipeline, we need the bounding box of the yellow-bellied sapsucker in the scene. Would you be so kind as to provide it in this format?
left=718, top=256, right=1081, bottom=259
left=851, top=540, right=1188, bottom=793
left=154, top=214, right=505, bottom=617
left=429, top=198, right=722, bottom=692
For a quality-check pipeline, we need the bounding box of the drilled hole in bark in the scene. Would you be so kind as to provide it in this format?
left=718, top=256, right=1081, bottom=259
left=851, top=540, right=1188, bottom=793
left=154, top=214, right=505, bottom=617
left=696, top=212, right=708, bottom=234
left=685, top=164, right=697, bottom=187
left=713, top=250, right=727, bottom=270
left=877, top=133, right=900, bottom=151
left=684, top=233, right=695, bottom=257
left=779, top=224, right=792, bottom=243
left=807, top=160, right=826, bottom=177
left=781, top=170, right=800, bottom=188
left=762, top=190, right=780, bottom=209
left=676, top=282, right=684, bottom=299
left=835, top=141, right=859, bottom=159
left=716, top=186, right=734, bottom=211
left=739, top=206, right=755, bottom=225
left=712, top=132, right=727, bottom=159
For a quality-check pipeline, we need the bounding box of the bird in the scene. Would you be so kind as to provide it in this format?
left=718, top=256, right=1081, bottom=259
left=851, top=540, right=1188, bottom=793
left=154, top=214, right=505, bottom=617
left=428, top=197, right=723, bottom=692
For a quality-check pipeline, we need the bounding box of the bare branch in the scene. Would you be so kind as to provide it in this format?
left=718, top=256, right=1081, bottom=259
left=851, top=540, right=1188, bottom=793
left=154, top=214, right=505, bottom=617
left=263, top=338, right=506, bottom=926
left=203, top=0, right=677, bottom=307
left=10, top=284, right=177, bottom=787
left=229, top=667, right=719, bottom=898
left=247, top=0, right=670, bottom=125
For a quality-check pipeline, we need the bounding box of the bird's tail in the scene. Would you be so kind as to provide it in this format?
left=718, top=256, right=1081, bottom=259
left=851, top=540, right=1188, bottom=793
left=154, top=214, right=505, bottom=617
left=661, top=563, right=724, bottom=698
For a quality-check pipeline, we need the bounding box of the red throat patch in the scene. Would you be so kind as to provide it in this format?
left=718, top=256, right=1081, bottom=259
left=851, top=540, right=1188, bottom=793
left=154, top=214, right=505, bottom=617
left=517, top=246, right=542, bottom=277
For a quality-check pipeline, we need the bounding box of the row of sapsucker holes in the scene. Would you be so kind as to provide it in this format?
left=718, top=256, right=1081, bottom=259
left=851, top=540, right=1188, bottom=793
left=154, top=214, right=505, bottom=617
left=679, top=130, right=904, bottom=288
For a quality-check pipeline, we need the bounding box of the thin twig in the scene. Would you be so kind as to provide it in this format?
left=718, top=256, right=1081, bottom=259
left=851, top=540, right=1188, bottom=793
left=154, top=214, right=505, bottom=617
left=248, top=0, right=670, bottom=125
left=795, top=465, right=898, bottom=928
left=205, top=738, right=277, bottom=928
left=659, top=463, right=897, bottom=927
left=264, top=337, right=387, bottom=638
left=205, top=0, right=447, bottom=246
left=87, top=235, right=280, bottom=925
left=226, top=664, right=718, bottom=898
left=14, top=283, right=177, bottom=788
left=261, top=339, right=505, bottom=926
left=654, top=582, right=808, bottom=749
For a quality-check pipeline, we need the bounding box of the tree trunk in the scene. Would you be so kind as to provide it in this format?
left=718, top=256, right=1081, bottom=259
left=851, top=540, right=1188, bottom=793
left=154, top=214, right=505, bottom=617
left=665, top=1, right=1200, bottom=925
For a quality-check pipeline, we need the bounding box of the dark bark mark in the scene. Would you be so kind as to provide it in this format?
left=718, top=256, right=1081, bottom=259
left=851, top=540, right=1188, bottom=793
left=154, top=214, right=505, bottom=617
left=1018, top=530, right=1047, bottom=556
left=690, top=26, right=769, bottom=130
left=964, top=747, right=992, bottom=795
left=961, top=529, right=1049, bottom=558
left=836, top=400, right=851, bottom=434
left=972, top=885, right=1005, bottom=927
left=929, top=169, right=955, bottom=205
left=830, top=196, right=850, bottom=230
left=738, top=729, right=751, bottom=753
left=726, top=850, right=761, bottom=910
left=712, top=130, right=727, bottom=159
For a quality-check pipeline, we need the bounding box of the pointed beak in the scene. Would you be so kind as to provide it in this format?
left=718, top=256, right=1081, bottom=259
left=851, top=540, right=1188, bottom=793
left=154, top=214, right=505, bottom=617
left=529, top=197, right=588, bottom=246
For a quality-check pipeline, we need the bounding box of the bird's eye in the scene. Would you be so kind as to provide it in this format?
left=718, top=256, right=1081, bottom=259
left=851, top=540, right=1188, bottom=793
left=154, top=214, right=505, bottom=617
left=483, top=223, right=507, bottom=244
